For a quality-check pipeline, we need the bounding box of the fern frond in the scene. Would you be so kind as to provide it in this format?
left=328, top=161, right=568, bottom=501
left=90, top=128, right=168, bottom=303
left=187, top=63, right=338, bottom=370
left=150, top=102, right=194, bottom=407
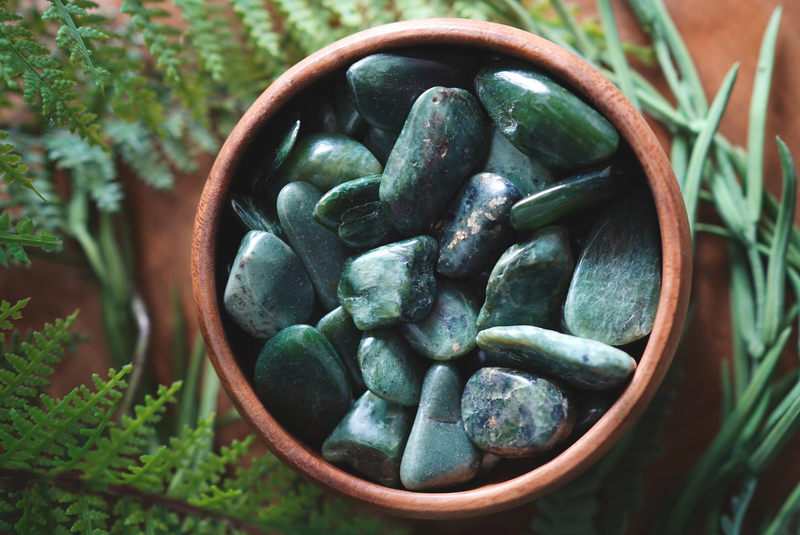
left=173, top=0, right=227, bottom=82
left=120, top=0, right=186, bottom=81
left=106, top=120, right=174, bottom=190
left=320, top=0, right=363, bottom=31
left=228, top=0, right=281, bottom=57
left=721, top=478, right=757, bottom=535
left=272, top=0, right=338, bottom=55
left=0, top=299, right=29, bottom=342
left=0, top=211, right=62, bottom=267
left=395, top=0, right=451, bottom=20
left=0, top=131, right=44, bottom=200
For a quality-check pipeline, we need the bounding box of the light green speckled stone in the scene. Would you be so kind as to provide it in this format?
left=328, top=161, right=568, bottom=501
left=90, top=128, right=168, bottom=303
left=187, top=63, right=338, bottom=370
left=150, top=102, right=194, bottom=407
left=322, top=391, right=413, bottom=487
left=478, top=126, right=555, bottom=196
left=317, top=306, right=366, bottom=394
left=358, top=328, right=427, bottom=406
left=476, top=325, right=636, bottom=390
left=400, top=363, right=481, bottom=490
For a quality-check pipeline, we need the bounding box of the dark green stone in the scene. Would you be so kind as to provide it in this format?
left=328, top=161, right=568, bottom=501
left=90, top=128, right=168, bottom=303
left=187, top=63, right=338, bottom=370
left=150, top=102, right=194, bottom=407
left=380, top=86, right=488, bottom=236
left=476, top=325, right=637, bottom=390
left=510, top=160, right=639, bottom=231
left=346, top=49, right=480, bottom=133
left=223, top=231, right=314, bottom=339
left=563, top=190, right=661, bottom=346
left=313, top=174, right=382, bottom=231
left=322, top=391, right=413, bottom=487
left=339, top=202, right=401, bottom=249
left=399, top=281, right=480, bottom=360
left=358, top=328, right=427, bottom=406
left=333, top=75, right=369, bottom=138
left=317, top=306, right=366, bottom=394
left=400, top=363, right=481, bottom=490
left=478, top=126, right=555, bottom=196
left=277, top=182, right=348, bottom=311
left=254, top=325, right=352, bottom=441
left=251, top=114, right=300, bottom=192
left=432, top=173, right=523, bottom=279
left=461, top=367, right=575, bottom=457
left=475, top=60, right=619, bottom=169
left=572, top=391, right=609, bottom=437
left=229, top=192, right=285, bottom=241
left=477, top=226, right=574, bottom=331
left=363, top=127, right=399, bottom=166
left=338, top=236, right=438, bottom=330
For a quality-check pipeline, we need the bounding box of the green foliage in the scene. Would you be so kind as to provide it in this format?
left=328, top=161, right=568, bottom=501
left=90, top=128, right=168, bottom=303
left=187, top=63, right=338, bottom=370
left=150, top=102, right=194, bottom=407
left=721, top=478, right=758, bottom=535
left=0, top=131, right=42, bottom=200
left=0, top=212, right=61, bottom=267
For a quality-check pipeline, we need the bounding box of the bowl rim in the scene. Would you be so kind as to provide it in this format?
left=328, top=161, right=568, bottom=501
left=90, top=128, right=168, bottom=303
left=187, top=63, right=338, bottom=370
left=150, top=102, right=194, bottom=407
left=192, top=17, right=692, bottom=520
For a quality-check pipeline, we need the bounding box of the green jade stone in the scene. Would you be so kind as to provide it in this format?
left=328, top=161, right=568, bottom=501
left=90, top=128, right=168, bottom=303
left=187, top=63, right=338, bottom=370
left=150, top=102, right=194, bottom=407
left=333, top=75, right=368, bottom=138
left=563, top=190, right=661, bottom=346
left=229, top=192, right=286, bottom=241
left=322, top=391, right=414, bottom=487
left=476, top=325, right=637, bottom=390
left=510, top=160, right=639, bottom=231
left=477, top=226, right=574, bottom=331
left=363, top=127, right=399, bottom=166
left=461, top=367, right=575, bottom=457
left=277, top=182, right=348, bottom=311
left=432, top=172, right=523, bottom=279
left=358, top=328, right=427, bottom=406
left=251, top=114, right=300, bottom=192
left=338, top=236, right=438, bottom=330
left=339, top=201, right=400, bottom=249
left=254, top=325, right=352, bottom=442
left=317, top=306, right=366, bottom=394
left=399, top=280, right=480, bottom=360
left=478, top=126, right=555, bottom=196
left=380, top=86, right=488, bottom=236
left=475, top=60, right=619, bottom=169
left=400, top=363, right=481, bottom=490
left=223, top=231, right=314, bottom=339
left=314, top=175, right=382, bottom=231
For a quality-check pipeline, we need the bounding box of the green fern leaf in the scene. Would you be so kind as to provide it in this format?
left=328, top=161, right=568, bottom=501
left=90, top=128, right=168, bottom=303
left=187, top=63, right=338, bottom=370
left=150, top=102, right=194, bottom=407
left=395, top=0, right=451, bottom=20
left=0, top=299, right=29, bottom=342
left=0, top=131, right=45, bottom=200
left=720, top=478, right=757, bottom=535
left=120, top=0, right=186, bottom=81
left=273, top=0, right=338, bottom=54
left=228, top=0, right=281, bottom=56
left=105, top=120, right=174, bottom=190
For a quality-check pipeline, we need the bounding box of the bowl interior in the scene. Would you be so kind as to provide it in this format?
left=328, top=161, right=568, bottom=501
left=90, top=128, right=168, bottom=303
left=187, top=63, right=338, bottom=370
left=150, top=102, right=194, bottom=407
left=192, top=19, right=691, bottom=520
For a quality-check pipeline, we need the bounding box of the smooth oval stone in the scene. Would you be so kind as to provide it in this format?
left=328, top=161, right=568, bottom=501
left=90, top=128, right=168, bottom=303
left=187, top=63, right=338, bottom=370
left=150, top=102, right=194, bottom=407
left=362, top=127, right=399, bottom=166
left=432, top=172, right=523, bottom=278
left=400, top=363, right=481, bottom=490
left=339, top=202, right=401, bottom=249
left=510, top=160, right=639, bottom=231
left=476, top=325, right=637, bottom=390
left=322, top=391, right=414, bottom=487
left=346, top=49, right=480, bottom=133
left=254, top=325, right=352, bottom=441
left=475, top=60, right=619, bottom=169
left=380, top=86, right=488, bottom=236
left=251, top=114, right=300, bottom=192
left=314, top=175, right=382, bottom=231
left=358, top=328, right=427, bottom=406
left=399, top=281, right=480, bottom=360
left=223, top=231, right=314, bottom=339
left=229, top=192, right=286, bottom=241
left=563, top=190, right=661, bottom=346
left=477, top=226, right=574, bottom=331
left=478, top=126, right=555, bottom=196
left=277, top=181, right=348, bottom=311
left=461, top=367, right=575, bottom=457
left=317, top=306, right=366, bottom=394
left=338, top=236, right=438, bottom=330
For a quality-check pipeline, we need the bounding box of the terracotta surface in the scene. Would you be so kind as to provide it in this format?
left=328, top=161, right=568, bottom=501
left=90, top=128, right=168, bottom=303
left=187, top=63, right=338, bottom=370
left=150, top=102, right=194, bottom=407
left=3, top=0, right=800, bottom=532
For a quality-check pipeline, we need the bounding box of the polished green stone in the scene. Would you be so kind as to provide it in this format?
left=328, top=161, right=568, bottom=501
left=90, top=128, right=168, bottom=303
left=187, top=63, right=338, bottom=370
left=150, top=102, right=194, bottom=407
left=313, top=175, right=382, bottom=231
left=362, top=127, right=399, bottom=166
left=399, top=281, right=480, bottom=360
left=478, top=126, right=555, bottom=196
left=251, top=114, right=300, bottom=192
left=431, top=173, right=523, bottom=279
left=476, top=325, right=637, bottom=390
left=254, top=325, right=352, bottom=441
left=380, top=86, right=488, bottom=236
left=477, top=226, right=574, bottom=331
left=333, top=76, right=368, bottom=138
left=229, top=192, right=285, bottom=241
left=317, top=306, right=366, bottom=394
left=277, top=182, right=348, bottom=311
left=475, top=60, right=619, bottom=169
left=358, top=328, right=427, bottom=406
left=322, top=391, right=413, bottom=487
left=563, top=190, right=661, bottom=346
left=399, top=363, right=481, bottom=490
left=461, top=367, right=575, bottom=457
left=338, top=236, right=438, bottom=330
left=510, top=160, right=639, bottom=231
left=223, top=231, right=314, bottom=339
left=339, top=201, right=401, bottom=249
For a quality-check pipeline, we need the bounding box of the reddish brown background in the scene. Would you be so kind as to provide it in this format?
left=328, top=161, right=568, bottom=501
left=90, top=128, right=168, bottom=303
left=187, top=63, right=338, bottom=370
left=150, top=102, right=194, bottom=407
left=2, top=0, right=800, bottom=533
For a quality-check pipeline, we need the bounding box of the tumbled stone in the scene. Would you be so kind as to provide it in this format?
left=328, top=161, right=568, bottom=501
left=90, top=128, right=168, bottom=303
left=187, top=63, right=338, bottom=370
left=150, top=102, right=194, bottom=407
left=358, top=328, right=427, bottom=406
left=380, top=86, right=488, bottom=236
left=339, top=202, right=401, bottom=249
left=333, top=76, right=369, bottom=138
left=476, top=325, right=637, bottom=390
left=251, top=114, right=300, bottom=192
left=317, top=306, right=366, bottom=394
left=461, top=367, right=575, bottom=457
left=477, top=226, right=574, bottom=331
left=478, top=126, right=555, bottom=196
left=223, top=231, right=314, bottom=339
left=338, top=236, right=438, bottom=330
left=313, top=175, right=382, bottom=231
left=254, top=325, right=352, bottom=441
left=399, top=281, right=480, bottom=360
left=510, top=160, right=639, bottom=231
left=362, top=127, right=399, bottom=166
left=229, top=192, right=285, bottom=241
left=432, top=173, right=523, bottom=279
left=475, top=60, right=619, bottom=169
left=277, top=181, right=348, bottom=311
left=563, top=190, right=661, bottom=346
left=400, top=363, right=481, bottom=490
left=322, top=391, right=414, bottom=487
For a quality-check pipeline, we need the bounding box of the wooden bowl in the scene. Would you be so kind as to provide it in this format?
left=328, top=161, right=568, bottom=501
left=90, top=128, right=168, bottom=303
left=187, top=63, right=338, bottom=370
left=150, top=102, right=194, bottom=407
left=192, top=18, right=692, bottom=520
